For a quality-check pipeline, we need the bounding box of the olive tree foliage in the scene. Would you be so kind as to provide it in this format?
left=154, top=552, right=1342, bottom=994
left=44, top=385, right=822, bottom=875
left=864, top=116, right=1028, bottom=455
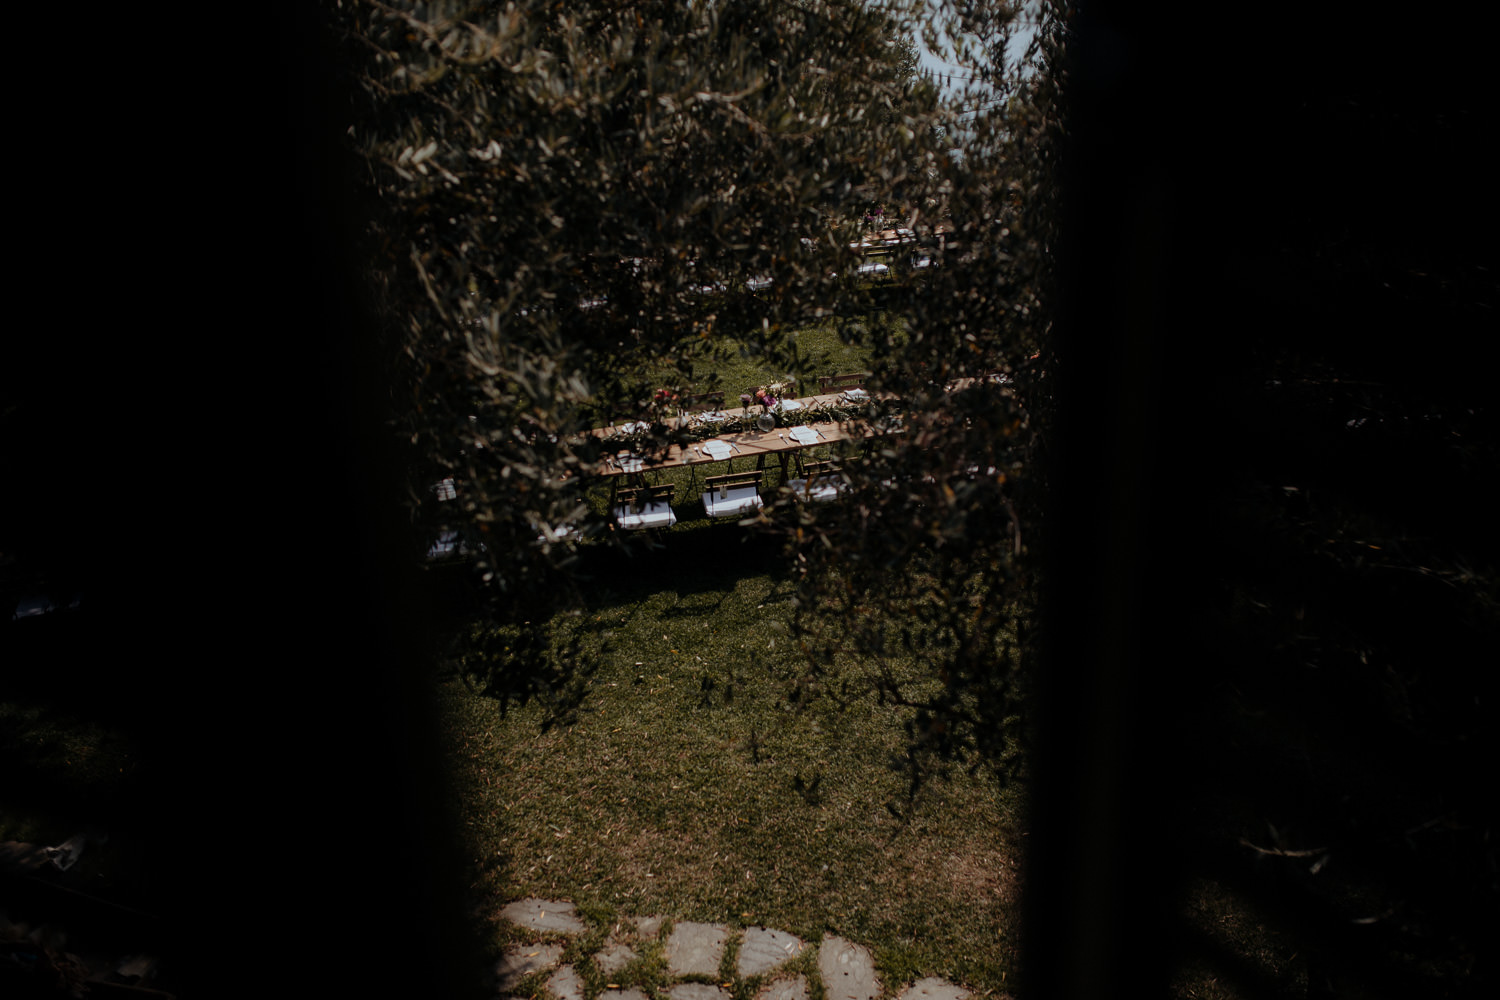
left=778, top=1, right=1069, bottom=791
left=327, top=0, right=1067, bottom=750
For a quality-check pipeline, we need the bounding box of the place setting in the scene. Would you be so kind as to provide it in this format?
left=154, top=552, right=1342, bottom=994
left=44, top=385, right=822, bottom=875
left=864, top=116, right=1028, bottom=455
left=697, top=439, right=735, bottom=461
left=689, top=410, right=732, bottom=427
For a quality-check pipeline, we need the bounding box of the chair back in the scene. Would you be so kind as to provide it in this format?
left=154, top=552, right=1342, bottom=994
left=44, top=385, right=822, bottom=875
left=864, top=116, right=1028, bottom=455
left=799, top=459, right=841, bottom=481
left=617, top=483, right=674, bottom=511
left=818, top=372, right=869, bottom=393
left=681, top=391, right=726, bottom=412
left=703, top=470, right=761, bottom=499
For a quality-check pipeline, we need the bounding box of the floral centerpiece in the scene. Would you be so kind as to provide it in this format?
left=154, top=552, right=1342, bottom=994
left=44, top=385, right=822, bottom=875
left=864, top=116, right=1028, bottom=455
left=748, top=379, right=795, bottom=409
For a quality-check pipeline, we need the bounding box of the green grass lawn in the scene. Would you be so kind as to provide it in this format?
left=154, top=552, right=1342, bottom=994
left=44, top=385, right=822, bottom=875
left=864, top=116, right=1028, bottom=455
left=603, top=312, right=903, bottom=419
left=436, top=526, right=1026, bottom=994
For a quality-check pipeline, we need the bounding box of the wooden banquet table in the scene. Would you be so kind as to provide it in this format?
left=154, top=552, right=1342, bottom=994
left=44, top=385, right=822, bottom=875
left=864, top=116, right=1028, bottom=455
left=590, top=389, right=895, bottom=485
left=586, top=372, right=1005, bottom=492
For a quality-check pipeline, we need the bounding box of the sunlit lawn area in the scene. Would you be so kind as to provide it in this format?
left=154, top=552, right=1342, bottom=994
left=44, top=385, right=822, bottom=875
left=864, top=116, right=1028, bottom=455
left=606, top=310, right=902, bottom=420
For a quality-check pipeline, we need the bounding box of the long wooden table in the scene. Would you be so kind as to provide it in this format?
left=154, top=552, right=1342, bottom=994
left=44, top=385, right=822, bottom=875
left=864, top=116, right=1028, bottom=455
left=592, top=390, right=892, bottom=484
left=588, top=373, right=1007, bottom=495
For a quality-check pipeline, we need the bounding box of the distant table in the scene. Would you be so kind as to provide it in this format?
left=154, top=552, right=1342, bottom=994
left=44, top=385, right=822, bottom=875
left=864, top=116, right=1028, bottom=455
left=593, top=390, right=895, bottom=485
left=588, top=373, right=1006, bottom=490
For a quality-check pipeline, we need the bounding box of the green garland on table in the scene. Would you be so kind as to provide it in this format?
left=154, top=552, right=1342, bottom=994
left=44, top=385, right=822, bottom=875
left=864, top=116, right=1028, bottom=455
left=776, top=400, right=869, bottom=428
left=593, top=400, right=878, bottom=450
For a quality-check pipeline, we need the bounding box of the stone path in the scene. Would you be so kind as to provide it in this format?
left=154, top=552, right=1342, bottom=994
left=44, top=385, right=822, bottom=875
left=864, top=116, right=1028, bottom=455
left=492, top=898, right=971, bottom=1000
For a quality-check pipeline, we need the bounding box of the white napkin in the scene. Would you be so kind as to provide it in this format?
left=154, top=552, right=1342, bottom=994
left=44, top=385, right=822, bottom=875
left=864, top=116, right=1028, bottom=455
left=776, top=399, right=803, bottom=412
left=701, top=439, right=732, bottom=460
left=790, top=426, right=820, bottom=445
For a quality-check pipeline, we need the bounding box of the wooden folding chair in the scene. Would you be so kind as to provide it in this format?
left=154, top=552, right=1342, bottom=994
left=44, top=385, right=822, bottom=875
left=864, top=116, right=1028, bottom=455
left=613, top=483, right=677, bottom=530
left=701, top=470, right=764, bottom=520
left=785, top=459, right=847, bottom=503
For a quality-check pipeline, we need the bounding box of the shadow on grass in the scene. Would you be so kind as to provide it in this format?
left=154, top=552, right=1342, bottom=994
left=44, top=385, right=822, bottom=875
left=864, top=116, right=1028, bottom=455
left=568, top=521, right=797, bottom=609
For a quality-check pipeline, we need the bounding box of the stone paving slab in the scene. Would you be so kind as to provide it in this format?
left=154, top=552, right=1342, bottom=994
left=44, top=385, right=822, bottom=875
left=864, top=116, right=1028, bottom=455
left=491, top=902, right=970, bottom=1000
left=495, top=942, right=564, bottom=991
left=548, top=964, right=585, bottom=1000
left=818, top=935, right=880, bottom=1000
left=756, top=975, right=810, bottom=1000
left=601, top=990, right=649, bottom=1000
left=667, top=985, right=732, bottom=1000
left=500, top=898, right=588, bottom=935
left=736, top=927, right=806, bottom=978
left=895, top=978, right=968, bottom=1000
left=666, top=921, right=729, bottom=977
left=595, top=942, right=637, bottom=975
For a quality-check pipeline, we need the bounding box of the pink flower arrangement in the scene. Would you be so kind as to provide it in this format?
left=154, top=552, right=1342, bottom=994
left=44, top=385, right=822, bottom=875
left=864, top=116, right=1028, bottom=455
left=748, top=379, right=794, bottom=409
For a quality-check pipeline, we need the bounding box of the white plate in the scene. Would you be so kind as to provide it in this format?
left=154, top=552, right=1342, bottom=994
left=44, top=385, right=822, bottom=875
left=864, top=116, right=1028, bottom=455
left=776, top=399, right=803, bottom=412
left=700, top=440, right=732, bottom=460
left=840, top=389, right=868, bottom=401
left=789, top=426, right=820, bottom=445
